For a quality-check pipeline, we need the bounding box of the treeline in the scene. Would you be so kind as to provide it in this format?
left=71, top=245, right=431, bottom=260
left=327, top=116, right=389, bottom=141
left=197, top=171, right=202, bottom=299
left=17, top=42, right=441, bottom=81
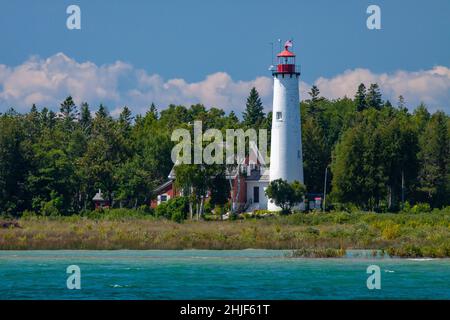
left=0, top=84, right=449, bottom=217
left=0, top=98, right=243, bottom=216
left=302, top=84, right=450, bottom=211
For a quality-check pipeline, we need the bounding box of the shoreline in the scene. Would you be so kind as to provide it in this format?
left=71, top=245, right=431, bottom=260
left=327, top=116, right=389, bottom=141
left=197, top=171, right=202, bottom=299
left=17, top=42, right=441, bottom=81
left=1, top=211, right=450, bottom=257
left=0, top=248, right=447, bottom=260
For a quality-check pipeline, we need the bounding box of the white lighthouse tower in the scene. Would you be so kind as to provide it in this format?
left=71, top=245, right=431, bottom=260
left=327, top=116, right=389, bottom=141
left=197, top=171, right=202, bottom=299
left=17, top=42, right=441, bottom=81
left=268, top=41, right=304, bottom=211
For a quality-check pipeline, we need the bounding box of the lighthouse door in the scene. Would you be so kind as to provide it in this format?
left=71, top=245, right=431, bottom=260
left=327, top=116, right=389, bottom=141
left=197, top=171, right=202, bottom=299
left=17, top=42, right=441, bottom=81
left=253, top=186, right=260, bottom=203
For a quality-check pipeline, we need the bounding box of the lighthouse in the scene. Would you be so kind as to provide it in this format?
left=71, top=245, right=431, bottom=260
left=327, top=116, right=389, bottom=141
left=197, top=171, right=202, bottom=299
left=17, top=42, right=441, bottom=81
left=268, top=40, right=304, bottom=211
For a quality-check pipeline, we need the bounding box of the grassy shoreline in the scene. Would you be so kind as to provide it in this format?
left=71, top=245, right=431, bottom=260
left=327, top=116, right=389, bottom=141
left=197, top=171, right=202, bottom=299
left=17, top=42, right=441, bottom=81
left=1, top=210, right=450, bottom=257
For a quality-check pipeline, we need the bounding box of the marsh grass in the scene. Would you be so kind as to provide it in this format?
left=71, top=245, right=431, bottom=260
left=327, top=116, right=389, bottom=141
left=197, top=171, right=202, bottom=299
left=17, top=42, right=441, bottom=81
left=1, top=209, right=450, bottom=256
left=290, top=248, right=347, bottom=258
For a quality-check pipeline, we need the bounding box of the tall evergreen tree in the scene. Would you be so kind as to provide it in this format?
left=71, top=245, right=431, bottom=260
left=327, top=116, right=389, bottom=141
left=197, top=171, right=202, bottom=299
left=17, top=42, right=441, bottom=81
left=309, top=85, right=320, bottom=101
left=30, top=104, right=38, bottom=114
left=242, top=87, right=265, bottom=128
left=397, top=95, right=406, bottom=111
left=60, top=96, right=78, bottom=121
left=302, top=117, right=328, bottom=193
left=413, top=103, right=431, bottom=132
left=119, top=107, right=133, bottom=126
left=119, top=106, right=133, bottom=139
left=80, top=102, right=92, bottom=132
left=417, top=111, right=450, bottom=207
left=0, top=115, right=29, bottom=216
left=96, top=104, right=109, bottom=119
left=366, top=83, right=383, bottom=110
left=354, top=83, right=367, bottom=112
left=307, top=85, right=324, bottom=116
left=148, top=103, right=158, bottom=119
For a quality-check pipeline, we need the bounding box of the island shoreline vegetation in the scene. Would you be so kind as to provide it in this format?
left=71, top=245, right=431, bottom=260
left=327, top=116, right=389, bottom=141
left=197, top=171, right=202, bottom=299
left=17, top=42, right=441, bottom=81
left=0, top=84, right=449, bottom=256
left=1, top=208, right=450, bottom=258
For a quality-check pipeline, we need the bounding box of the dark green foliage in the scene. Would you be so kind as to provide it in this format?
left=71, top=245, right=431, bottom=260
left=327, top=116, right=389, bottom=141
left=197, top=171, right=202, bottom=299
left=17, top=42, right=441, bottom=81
left=0, top=115, right=29, bottom=216
left=80, top=102, right=92, bottom=133
left=154, top=196, right=189, bottom=222
left=354, top=83, right=367, bottom=112
left=366, top=83, right=383, bottom=110
left=242, top=87, right=265, bottom=128
left=302, top=84, right=449, bottom=211
left=417, top=111, right=450, bottom=207
left=60, top=96, right=78, bottom=122
left=330, top=108, right=422, bottom=210
left=0, top=96, right=257, bottom=217
left=0, top=82, right=449, bottom=220
left=302, top=117, right=328, bottom=193
left=306, top=85, right=325, bottom=116
left=265, top=179, right=306, bottom=214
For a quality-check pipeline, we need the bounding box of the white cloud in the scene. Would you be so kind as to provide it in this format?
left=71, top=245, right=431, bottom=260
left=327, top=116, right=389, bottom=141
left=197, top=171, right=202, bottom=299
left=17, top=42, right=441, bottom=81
left=129, top=71, right=273, bottom=114
left=0, top=53, right=131, bottom=111
left=0, top=53, right=448, bottom=115
left=315, top=67, right=450, bottom=112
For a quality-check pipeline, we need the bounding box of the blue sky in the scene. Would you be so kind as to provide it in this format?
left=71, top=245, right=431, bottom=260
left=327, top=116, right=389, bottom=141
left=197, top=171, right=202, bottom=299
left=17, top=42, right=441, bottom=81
left=0, top=0, right=449, bottom=114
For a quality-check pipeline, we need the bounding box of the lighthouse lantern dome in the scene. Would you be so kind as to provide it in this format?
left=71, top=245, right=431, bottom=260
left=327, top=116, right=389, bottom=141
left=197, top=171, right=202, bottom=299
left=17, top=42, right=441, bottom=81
left=274, top=40, right=299, bottom=75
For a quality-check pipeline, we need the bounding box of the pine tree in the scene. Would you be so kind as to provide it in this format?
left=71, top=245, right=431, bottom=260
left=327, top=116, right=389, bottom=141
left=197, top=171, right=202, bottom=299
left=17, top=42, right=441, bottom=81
left=40, top=107, right=49, bottom=126
left=366, top=83, right=383, bottom=110
left=228, top=111, right=238, bottom=123
left=119, top=106, right=133, bottom=136
left=148, top=103, right=158, bottom=119
left=397, top=95, right=406, bottom=110
left=307, top=85, right=324, bottom=116
left=242, top=87, right=265, bottom=128
left=302, top=117, right=328, bottom=193
left=384, top=100, right=393, bottom=109
left=354, top=83, right=367, bottom=112
left=60, top=96, right=78, bottom=121
left=30, top=104, right=38, bottom=114
left=96, top=104, right=109, bottom=119
left=309, top=85, right=320, bottom=101
left=80, top=102, right=92, bottom=131
left=413, top=103, right=430, bottom=132
left=48, top=110, right=56, bottom=128
left=119, top=106, right=133, bottom=125
left=418, top=111, right=450, bottom=207
left=26, top=104, right=41, bottom=141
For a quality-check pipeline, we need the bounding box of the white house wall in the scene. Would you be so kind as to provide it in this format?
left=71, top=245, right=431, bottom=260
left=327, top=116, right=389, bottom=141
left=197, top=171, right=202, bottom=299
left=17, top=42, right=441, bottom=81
left=246, top=180, right=269, bottom=210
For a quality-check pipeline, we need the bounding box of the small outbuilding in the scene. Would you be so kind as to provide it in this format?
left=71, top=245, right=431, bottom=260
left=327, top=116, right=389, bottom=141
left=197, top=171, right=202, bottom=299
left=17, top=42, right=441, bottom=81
left=93, top=189, right=110, bottom=209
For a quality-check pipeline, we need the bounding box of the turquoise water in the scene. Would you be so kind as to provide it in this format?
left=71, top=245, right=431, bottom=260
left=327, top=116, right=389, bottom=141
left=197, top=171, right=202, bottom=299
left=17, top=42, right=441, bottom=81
left=0, top=250, right=449, bottom=300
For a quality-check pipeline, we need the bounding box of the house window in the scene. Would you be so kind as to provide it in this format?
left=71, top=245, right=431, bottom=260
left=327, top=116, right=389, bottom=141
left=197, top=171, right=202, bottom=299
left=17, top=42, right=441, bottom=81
left=276, top=111, right=283, bottom=121
left=160, top=195, right=168, bottom=202
left=253, top=186, right=260, bottom=203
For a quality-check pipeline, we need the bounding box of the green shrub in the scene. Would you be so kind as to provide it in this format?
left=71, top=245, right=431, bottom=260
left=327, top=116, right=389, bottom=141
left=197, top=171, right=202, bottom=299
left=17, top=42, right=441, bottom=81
left=402, top=202, right=432, bottom=214
left=41, top=200, right=61, bottom=217
left=20, top=210, right=38, bottom=220
left=381, top=223, right=401, bottom=240
left=411, top=203, right=432, bottom=214
left=203, top=200, right=212, bottom=214
left=332, top=212, right=352, bottom=224
left=171, top=210, right=184, bottom=223
left=155, top=197, right=189, bottom=222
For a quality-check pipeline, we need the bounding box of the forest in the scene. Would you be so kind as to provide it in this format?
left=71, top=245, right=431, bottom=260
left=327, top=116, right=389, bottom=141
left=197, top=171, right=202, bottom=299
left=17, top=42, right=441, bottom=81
left=0, top=83, right=449, bottom=218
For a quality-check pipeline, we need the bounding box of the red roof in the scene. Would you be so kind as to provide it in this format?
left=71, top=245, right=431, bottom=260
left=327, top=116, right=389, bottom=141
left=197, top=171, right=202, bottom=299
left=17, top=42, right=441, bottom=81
left=277, top=49, right=296, bottom=57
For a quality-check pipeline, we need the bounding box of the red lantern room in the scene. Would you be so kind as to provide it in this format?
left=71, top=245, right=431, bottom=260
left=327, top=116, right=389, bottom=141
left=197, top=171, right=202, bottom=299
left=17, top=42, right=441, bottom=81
left=274, top=40, right=300, bottom=75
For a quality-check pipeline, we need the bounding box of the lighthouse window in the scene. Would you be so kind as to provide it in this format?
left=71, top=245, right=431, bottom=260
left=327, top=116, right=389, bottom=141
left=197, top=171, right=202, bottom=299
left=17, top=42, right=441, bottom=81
left=276, top=112, right=283, bottom=121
